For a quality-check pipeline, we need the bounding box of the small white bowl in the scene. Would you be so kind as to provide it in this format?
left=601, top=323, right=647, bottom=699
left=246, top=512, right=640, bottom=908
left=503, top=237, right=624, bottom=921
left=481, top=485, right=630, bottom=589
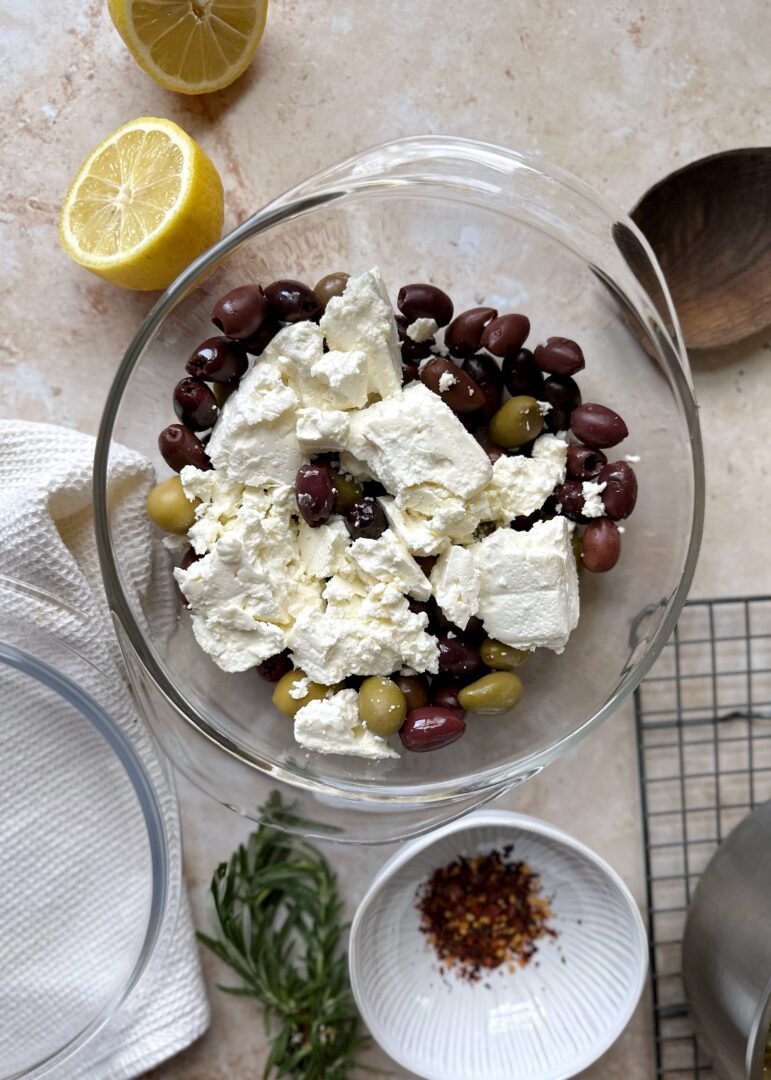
left=349, top=810, right=647, bottom=1080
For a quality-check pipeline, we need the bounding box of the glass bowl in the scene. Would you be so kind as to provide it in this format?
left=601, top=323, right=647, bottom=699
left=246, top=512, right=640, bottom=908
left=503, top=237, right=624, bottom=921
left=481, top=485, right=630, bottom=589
left=94, top=136, right=703, bottom=844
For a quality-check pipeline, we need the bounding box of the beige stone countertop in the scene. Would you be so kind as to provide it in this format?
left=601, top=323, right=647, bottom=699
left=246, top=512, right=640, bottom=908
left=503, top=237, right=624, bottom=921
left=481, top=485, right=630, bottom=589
left=1, top=1, right=770, bottom=1077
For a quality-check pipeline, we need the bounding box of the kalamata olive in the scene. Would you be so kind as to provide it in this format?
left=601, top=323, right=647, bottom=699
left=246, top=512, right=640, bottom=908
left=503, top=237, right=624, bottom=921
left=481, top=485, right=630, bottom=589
left=598, top=460, right=638, bottom=520
left=173, top=377, right=218, bottom=432
left=329, top=469, right=363, bottom=515
left=408, top=598, right=432, bottom=620
left=212, top=284, right=267, bottom=340
left=179, top=547, right=200, bottom=572
left=431, top=678, right=463, bottom=711
left=437, top=636, right=484, bottom=679
left=358, top=677, right=407, bottom=738
left=480, top=638, right=532, bottom=671
left=272, top=669, right=329, bottom=717
left=256, top=651, right=293, bottom=683
left=511, top=508, right=542, bottom=531
left=344, top=499, right=388, bottom=540
left=487, top=445, right=505, bottom=464
left=581, top=517, right=621, bottom=572
left=554, top=481, right=589, bottom=523
left=539, top=375, right=582, bottom=432
left=396, top=314, right=434, bottom=361
left=362, top=479, right=387, bottom=499
left=399, top=706, right=466, bottom=752
left=313, top=271, right=350, bottom=309
left=394, top=673, right=430, bottom=711
left=570, top=403, right=629, bottom=449
left=458, top=672, right=524, bottom=715
left=566, top=444, right=607, bottom=481
left=489, top=395, right=544, bottom=448
left=501, top=348, right=543, bottom=397
left=402, top=360, right=420, bottom=384
left=463, top=353, right=504, bottom=420
left=534, top=336, right=585, bottom=376
left=212, top=382, right=236, bottom=408
left=265, top=279, right=323, bottom=323
left=414, top=555, right=438, bottom=577
left=146, top=476, right=199, bottom=534
left=464, top=616, right=486, bottom=644
left=445, top=306, right=498, bottom=357
left=243, top=315, right=280, bottom=356
left=158, top=424, right=211, bottom=473
left=295, top=464, right=335, bottom=528
left=480, top=314, right=530, bottom=357
left=397, top=283, right=454, bottom=327
left=186, top=336, right=249, bottom=383
left=420, top=357, right=485, bottom=414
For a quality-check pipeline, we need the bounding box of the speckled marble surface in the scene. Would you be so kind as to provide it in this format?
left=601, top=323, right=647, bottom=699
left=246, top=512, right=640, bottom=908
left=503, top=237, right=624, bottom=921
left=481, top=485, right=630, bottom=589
left=1, top=1, right=770, bottom=1077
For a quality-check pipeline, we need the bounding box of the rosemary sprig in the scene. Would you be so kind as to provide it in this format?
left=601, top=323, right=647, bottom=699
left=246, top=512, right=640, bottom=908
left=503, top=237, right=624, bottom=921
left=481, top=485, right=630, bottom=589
left=197, top=793, right=368, bottom=1079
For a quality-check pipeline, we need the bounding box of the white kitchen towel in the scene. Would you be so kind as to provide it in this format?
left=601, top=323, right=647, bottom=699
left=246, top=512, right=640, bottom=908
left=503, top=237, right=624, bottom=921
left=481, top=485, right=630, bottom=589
left=0, top=419, right=209, bottom=1079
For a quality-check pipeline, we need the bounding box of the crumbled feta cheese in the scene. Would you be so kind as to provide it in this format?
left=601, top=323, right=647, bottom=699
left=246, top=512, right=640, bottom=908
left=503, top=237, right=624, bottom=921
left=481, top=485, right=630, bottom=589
left=406, top=317, right=438, bottom=343
left=288, top=675, right=312, bottom=700
left=295, top=407, right=349, bottom=453
left=625, top=454, right=641, bottom=463
left=581, top=480, right=607, bottom=518
left=472, top=517, right=579, bottom=652
left=438, top=370, right=458, bottom=392
left=310, top=348, right=369, bottom=409
left=537, top=400, right=552, bottom=416
left=294, top=689, right=399, bottom=759
left=378, top=497, right=448, bottom=556
left=430, top=545, right=480, bottom=629
left=298, top=518, right=350, bottom=579
left=347, top=529, right=432, bottom=601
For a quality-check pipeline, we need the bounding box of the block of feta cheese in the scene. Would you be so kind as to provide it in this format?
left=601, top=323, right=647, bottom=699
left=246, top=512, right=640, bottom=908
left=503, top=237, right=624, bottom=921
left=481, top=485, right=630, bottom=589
left=294, top=688, right=399, bottom=760
left=320, top=268, right=403, bottom=401
left=345, top=382, right=492, bottom=500
left=347, top=529, right=432, bottom=601
left=295, top=407, right=349, bottom=453
left=205, top=360, right=303, bottom=487
left=298, top=518, right=351, bottom=579
left=471, top=516, right=579, bottom=652
left=430, top=545, right=480, bottom=629
left=378, top=497, right=449, bottom=556
left=310, top=348, right=369, bottom=409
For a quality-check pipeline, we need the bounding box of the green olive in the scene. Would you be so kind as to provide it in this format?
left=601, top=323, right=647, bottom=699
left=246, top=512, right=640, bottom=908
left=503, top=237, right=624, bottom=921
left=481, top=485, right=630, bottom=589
left=488, top=395, right=544, bottom=449
left=313, top=271, right=350, bottom=309
left=330, top=469, right=363, bottom=515
left=358, top=676, right=407, bottom=737
left=146, top=475, right=199, bottom=534
left=458, top=672, right=524, bottom=715
left=272, top=669, right=330, bottom=718
left=571, top=530, right=583, bottom=568
left=480, top=638, right=533, bottom=671
left=212, top=381, right=236, bottom=408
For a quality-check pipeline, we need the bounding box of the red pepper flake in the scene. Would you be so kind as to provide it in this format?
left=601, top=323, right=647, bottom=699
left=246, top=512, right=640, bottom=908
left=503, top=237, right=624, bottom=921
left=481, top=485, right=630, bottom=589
left=416, top=844, right=557, bottom=983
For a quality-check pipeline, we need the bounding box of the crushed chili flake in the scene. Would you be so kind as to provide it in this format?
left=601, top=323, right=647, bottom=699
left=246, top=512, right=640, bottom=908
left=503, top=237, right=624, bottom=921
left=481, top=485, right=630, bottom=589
left=416, top=844, right=557, bottom=983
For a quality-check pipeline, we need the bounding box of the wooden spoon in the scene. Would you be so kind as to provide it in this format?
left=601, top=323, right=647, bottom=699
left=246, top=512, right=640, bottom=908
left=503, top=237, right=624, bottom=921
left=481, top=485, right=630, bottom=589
left=631, top=148, right=771, bottom=350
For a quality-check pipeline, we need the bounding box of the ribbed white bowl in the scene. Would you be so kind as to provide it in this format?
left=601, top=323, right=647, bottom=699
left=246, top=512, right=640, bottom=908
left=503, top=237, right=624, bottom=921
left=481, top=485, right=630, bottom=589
left=350, top=811, right=647, bottom=1080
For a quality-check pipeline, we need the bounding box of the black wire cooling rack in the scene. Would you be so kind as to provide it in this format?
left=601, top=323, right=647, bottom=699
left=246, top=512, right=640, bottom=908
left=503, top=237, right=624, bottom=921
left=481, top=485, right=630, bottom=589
left=635, top=595, right=771, bottom=1078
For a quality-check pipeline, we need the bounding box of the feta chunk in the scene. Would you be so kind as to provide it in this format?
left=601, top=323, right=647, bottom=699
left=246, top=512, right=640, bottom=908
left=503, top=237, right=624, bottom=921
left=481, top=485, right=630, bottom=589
left=406, top=317, right=438, bottom=343
left=472, top=517, right=579, bottom=652
left=347, top=529, right=432, bottom=601
left=378, top=497, right=448, bottom=556
left=430, top=545, right=480, bottom=629
left=310, top=348, right=369, bottom=409
left=581, top=480, right=607, bottom=518
left=295, top=407, right=349, bottom=453
left=298, top=518, right=351, bottom=578
left=294, top=689, right=399, bottom=760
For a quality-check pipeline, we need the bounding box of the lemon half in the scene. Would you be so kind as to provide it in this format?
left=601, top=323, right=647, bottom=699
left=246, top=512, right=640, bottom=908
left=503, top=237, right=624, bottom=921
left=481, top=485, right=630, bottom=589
left=108, top=0, right=268, bottom=95
left=59, top=117, right=224, bottom=291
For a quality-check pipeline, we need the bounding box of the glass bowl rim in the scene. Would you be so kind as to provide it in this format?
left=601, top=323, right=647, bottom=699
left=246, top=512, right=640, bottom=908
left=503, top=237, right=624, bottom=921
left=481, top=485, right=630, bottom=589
left=93, top=134, right=704, bottom=807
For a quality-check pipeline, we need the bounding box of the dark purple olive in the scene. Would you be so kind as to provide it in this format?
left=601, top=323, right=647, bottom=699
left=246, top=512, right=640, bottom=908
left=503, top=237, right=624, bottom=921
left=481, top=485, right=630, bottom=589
left=243, top=315, right=281, bottom=356
left=395, top=314, right=434, bottom=361
left=344, top=499, right=388, bottom=540
left=295, top=463, right=335, bottom=528
left=431, top=678, right=463, bottom=711
left=420, top=357, right=484, bottom=414
left=598, top=460, right=638, bottom=520
left=399, top=706, right=466, bottom=752
left=407, top=597, right=432, bottom=619
left=437, top=636, right=484, bottom=679
left=534, top=336, right=585, bottom=376
left=212, top=285, right=267, bottom=340
left=256, top=651, right=293, bottom=682
left=158, top=424, right=211, bottom=472
left=397, top=283, right=454, bottom=327
left=566, top=444, right=607, bottom=481
left=414, top=555, right=438, bottom=577
left=445, top=306, right=498, bottom=357
left=179, top=547, right=199, bottom=572
left=480, top=314, right=530, bottom=357
left=463, top=353, right=504, bottom=420
left=487, top=445, right=505, bottom=464
left=501, top=348, right=543, bottom=397
left=582, top=517, right=621, bottom=572
left=554, top=481, right=589, bottom=523
left=402, top=360, right=420, bottom=384
left=186, top=336, right=248, bottom=384
left=511, top=508, right=542, bottom=531
left=173, top=378, right=218, bottom=432
left=539, top=375, right=582, bottom=432
left=361, top=479, right=387, bottom=499
left=265, top=279, right=323, bottom=323
left=394, top=674, right=430, bottom=711
left=571, top=403, right=629, bottom=449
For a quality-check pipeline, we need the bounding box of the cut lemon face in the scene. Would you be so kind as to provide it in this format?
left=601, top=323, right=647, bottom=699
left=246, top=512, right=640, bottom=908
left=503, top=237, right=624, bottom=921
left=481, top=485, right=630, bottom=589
left=59, top=117, right=224, bottom=291
left=108, top=0, right=268, bottom=94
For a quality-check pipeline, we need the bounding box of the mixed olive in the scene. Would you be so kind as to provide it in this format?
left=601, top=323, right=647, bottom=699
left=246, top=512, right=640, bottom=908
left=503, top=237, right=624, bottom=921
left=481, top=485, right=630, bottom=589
left=147, top=269, right=641, bottom=753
